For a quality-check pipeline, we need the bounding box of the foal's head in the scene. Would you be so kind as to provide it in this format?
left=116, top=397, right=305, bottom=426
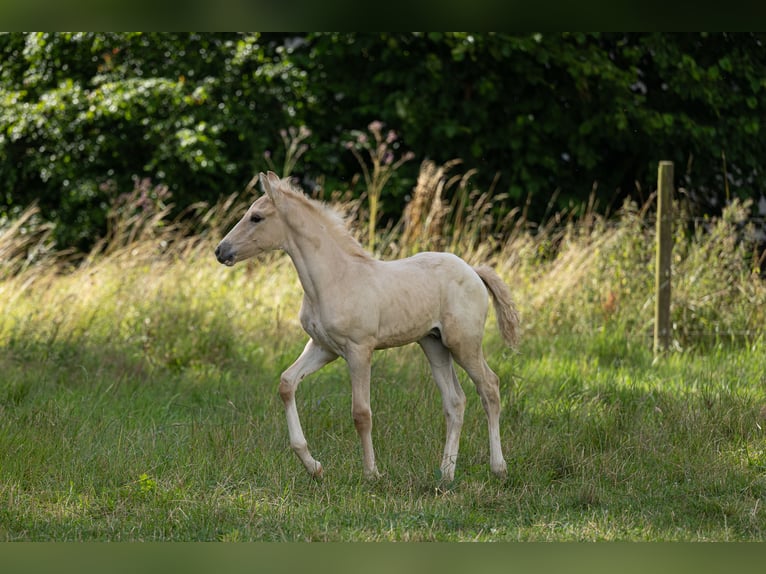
left=215, top=172, right=287, bottom=266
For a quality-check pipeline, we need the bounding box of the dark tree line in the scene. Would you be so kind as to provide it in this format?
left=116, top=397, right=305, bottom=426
left=1, top=32, right=764, bottom=250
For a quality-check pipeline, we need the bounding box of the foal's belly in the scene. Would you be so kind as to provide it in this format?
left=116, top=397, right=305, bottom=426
left=377, top=302, right=439, bottom=346
left=374, top=319, right=439, bottom=349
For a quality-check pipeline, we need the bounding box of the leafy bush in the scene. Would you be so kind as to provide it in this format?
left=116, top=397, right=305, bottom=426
left=1, top=32, right=764, bottom=251
left=0, top=32, right=304, bottom=249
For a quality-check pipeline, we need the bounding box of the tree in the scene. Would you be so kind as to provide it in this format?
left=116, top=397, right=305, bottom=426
left=0, top=32, right=304, bottom=249
left=1, top=33, right=764, bottom=251
left=293, top=32, right=765, bottom=216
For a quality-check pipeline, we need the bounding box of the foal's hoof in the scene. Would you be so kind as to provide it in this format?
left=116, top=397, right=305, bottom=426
left=363, top=467, right=382, bottom=481
left=308, top=461, right=324, bottom=480
left=491, top=464, right=508, bottom=480
left=435, top=467, right=456, bottom=485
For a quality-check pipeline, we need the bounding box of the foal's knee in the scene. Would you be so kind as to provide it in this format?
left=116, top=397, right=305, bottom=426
left=278, top=375, right=295, bottom=404
left=352, top=406, right=372, bottom=432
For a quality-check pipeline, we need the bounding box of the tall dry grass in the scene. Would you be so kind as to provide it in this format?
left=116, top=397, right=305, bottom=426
left=373, top=159, right=764, bottom=350
left=0, top=205, right=57, bottom=278
left=1, top=160, right=764, bottom=356
left=0, top=179, right=302, bottom=374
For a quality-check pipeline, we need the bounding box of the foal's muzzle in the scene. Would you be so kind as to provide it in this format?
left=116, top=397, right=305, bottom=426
left=215, top=241, right=236, bottom=266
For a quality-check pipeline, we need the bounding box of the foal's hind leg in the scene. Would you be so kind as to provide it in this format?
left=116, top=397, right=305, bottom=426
left=450, top=345, right=508, bottom=479
left=419, top=335, right=466, bottom=484
left=279, top=339, right=338, bottom=477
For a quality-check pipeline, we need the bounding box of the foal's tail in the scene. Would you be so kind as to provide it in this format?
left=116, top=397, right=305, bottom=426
left=473, top=265, right=520, bottom=349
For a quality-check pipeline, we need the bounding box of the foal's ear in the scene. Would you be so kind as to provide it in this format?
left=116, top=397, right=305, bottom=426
left=266, top=171, right=280, bottom=187
left=260, top=171, right=287, bottom=209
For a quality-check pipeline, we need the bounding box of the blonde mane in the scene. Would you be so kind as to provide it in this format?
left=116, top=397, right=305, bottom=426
left=280, top=180, right=371, bottom=260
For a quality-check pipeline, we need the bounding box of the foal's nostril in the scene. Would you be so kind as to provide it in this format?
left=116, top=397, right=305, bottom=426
left=215, top=242, right=235, bottom=265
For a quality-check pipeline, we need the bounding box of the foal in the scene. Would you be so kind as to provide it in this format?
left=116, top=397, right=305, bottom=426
left=215, top=172, right=519, bottom=482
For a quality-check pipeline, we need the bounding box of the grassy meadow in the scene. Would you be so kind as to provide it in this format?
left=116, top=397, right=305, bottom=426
left=1, top=162, right=765, bottom=541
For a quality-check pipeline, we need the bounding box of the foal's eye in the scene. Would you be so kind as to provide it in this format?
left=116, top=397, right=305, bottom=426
left=250, top=213, right=264, bottom=224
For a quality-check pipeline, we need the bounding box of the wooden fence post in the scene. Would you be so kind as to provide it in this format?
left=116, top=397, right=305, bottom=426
left=654, top=161, right=674, bottom=354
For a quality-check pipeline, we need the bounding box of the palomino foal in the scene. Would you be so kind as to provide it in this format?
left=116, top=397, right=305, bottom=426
left=215, top=172, right=519, bottom=482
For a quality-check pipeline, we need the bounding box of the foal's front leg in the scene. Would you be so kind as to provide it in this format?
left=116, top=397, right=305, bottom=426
left=279, top=339, right=337, bottom=477
left=346, top=345, right=380, bottom=479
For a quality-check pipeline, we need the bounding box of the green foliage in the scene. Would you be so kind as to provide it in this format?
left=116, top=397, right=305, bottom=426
left=295, top=32, right=766, bottom=215
left=0, top=32, right=304, bottom=249
left=1, top=33, right=765, bottom=251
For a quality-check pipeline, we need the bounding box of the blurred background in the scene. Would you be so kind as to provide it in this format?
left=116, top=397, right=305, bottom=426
left=1, top=32, right=764, bottom=252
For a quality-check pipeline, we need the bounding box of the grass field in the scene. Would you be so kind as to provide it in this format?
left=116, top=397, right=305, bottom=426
left=1, top=165, right=765, bottom=541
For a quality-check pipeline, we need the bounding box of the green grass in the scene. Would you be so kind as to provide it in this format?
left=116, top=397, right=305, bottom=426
left=1, top=305, right=765, bottom=540
left=1, top=163, right=765, bottom=540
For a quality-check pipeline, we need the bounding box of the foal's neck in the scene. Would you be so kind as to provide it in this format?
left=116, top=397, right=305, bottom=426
left=282, top=202, right=370, bottom=305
